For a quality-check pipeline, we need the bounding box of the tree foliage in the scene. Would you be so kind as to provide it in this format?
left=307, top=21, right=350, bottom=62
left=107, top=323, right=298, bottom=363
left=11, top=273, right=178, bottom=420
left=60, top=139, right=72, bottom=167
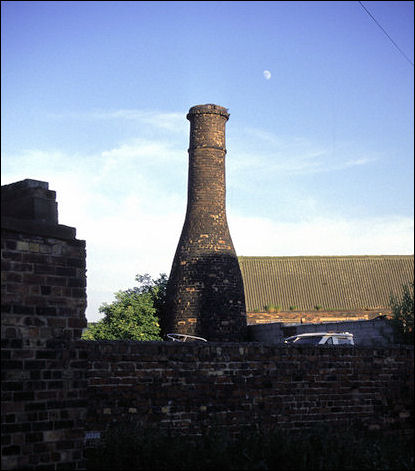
left=390, top=282, right=414, bottom=345
left=82, top=274, right=167, bottom=341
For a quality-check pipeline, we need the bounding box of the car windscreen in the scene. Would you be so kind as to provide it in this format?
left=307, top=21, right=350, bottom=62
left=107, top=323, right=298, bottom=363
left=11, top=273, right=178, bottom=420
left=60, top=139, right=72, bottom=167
left=294, top=336, right=323, bottom=344
left=336, top=337, right=352, bottom=344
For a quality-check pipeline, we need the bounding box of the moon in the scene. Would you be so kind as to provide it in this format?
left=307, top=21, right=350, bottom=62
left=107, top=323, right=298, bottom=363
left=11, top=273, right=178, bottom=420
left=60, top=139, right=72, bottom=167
left=263, top=70, right=271, bottom=80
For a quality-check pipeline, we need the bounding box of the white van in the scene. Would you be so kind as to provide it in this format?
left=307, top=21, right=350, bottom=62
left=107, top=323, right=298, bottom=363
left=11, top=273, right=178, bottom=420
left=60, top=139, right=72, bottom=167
left=284, top=332, right=354, bottom=345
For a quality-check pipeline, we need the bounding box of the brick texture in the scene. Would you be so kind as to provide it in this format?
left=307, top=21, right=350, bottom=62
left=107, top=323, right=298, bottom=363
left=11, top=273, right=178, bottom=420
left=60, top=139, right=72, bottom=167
left=1, top=180, right=87, bottom=470
left=163, top=105, right=247, bottom=341
left=84, top=341, right=414, bottom=438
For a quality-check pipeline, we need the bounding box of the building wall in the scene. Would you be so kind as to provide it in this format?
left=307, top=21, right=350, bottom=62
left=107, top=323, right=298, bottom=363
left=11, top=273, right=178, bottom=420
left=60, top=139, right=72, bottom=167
left=84, top=341, right=413, bottom=438
left=248, top=317, right=395, bottom=346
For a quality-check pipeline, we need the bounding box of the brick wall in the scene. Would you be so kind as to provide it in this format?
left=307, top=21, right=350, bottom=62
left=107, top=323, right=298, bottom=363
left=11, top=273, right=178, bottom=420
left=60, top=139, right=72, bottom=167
left=84, top=341, right=414, bottom=438
left=1, top=180, right=87, bottom=470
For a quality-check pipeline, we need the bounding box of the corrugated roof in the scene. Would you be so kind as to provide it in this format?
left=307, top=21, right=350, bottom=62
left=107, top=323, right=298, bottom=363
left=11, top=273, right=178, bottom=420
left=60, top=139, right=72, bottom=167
left=238, top=255, right=414, bottom=312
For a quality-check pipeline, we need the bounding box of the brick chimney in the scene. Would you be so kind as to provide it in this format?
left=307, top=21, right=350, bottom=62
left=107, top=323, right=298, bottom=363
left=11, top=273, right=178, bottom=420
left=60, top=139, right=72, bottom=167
left=162, top=104, right=247, bottom=341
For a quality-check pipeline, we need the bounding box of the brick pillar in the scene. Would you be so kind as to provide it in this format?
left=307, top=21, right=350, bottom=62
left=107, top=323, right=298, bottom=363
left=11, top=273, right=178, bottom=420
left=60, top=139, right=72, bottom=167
left=1, top=179, right=87, bottom=470
left=163, top=104, right=247, bottom=341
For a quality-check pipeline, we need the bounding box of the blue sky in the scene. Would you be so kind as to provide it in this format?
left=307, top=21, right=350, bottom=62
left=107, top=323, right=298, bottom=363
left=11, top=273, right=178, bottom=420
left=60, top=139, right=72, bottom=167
left=2, top=1, right=414, bottom=322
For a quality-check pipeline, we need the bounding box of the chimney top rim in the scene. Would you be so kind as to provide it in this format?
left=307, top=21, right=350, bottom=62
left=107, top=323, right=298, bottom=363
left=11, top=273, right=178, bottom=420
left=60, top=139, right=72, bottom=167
left=187, top=104, right=229, bottom=119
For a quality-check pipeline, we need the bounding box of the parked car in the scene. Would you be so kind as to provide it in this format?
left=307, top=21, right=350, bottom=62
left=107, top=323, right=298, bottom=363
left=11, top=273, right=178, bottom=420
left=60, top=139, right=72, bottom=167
left=284, top=332, right=354, bottom=345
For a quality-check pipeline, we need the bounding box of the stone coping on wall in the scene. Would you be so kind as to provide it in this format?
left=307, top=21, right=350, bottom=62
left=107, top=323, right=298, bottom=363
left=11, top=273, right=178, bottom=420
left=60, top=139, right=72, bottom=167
left=1, top=216, right=78, bottom=241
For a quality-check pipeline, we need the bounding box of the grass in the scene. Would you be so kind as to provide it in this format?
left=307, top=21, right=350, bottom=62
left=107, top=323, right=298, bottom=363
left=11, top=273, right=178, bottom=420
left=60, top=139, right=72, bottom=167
left=85, top=423, right=414, bottom=470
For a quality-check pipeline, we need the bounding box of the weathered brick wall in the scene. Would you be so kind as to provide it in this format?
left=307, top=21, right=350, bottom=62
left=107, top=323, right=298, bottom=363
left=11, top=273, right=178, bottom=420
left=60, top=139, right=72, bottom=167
left=84, top=341, right=414, bottom=438
left=1, top=230, right=87, bottom=340
left=1, top=180, right=87, bottom=470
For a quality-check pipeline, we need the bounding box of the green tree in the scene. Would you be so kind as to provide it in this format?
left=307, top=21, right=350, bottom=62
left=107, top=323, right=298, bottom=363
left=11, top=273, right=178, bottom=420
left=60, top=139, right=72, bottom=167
left=82, top=273, right=167, bottom=341
left=390, top=282, right=414, bottom=345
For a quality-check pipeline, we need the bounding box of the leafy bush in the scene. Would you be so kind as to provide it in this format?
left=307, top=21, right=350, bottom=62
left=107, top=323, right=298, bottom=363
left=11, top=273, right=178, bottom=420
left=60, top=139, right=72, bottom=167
left=82, top=274, right=167, bottom=341
left=390, top=282, right=414, bottom=344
